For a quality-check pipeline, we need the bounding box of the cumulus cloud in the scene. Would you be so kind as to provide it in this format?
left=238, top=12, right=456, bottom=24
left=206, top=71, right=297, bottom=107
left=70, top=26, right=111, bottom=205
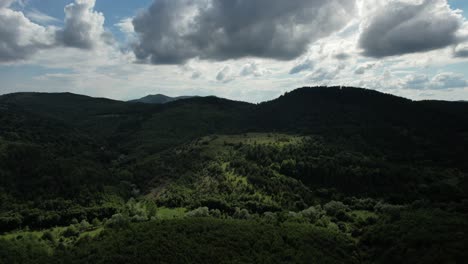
left=454, top=43, right=468, bottom=58
left=216, top=66, right=235, bottom=83
left=56, top=0, right=108, bottom=49
left=0, top=0, right=111, bottom=63
left=354, top=63, right=375, bottom=75
left=289, top=59, right=315, bottom=74
left=240, top=62, right=267, bottom=77
left=132, top=0, right=356, bottom=64
left=359, top=0, right=465, bottom=58
left=404, top=72, right=467, bottom=90
left=0, top=7, right=55, bottom=62
left=404, top=74, right=430, bottom=89
left=431, top=72, right=468, bottom=89
left=115, top=17, right=135, bottom=34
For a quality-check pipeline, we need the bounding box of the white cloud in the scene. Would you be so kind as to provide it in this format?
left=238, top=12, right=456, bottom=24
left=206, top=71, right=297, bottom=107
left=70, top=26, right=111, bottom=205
left=115, top=17, right=134, bottom=34
left=2, top=0, right=468, bottom=103
left=26, top=9, right=60, bottom=24
left=430, top=72, right=468, bottom=89
left=240, top=62, right=268, bottom=77
left=402, top=72, right=467, bottom=90
left=0, top=7, right=55, bottom=62
left=56, top=0, right=108, bottom=49
left=0, top=0, right=112, bottom=63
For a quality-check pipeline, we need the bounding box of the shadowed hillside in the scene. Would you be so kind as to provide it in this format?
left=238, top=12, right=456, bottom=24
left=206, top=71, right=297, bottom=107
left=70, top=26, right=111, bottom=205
left=0, top=87, right=467, bottom=264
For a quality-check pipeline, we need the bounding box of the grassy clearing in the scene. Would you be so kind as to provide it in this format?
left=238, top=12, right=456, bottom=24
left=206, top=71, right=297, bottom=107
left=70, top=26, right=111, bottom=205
left=350, top=210, right=378, bottom=220
left=156, top=207, right=187, bottom=219
left=201, top=133, right=304, bottom=147
left=1, top=225, right=104, bottom=246
left=194, top=133, right=304, bottom=157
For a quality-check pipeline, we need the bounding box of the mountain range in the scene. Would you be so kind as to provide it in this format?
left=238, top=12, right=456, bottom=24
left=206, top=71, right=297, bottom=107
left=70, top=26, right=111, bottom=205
left=129, top=94, right=196, bottom=104
left=0, top=86, right=467, bottom=264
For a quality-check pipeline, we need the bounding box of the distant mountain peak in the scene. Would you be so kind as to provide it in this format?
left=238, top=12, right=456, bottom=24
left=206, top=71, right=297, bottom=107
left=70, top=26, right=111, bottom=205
left=129, top=94, right=196, bottom=104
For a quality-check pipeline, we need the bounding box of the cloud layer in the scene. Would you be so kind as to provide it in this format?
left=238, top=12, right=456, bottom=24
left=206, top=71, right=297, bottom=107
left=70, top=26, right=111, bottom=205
left=1, top=0, right=468, bottom=102
left=405, top=72, right=468, bottom=90
left=132, top=0, right=356, bottom=64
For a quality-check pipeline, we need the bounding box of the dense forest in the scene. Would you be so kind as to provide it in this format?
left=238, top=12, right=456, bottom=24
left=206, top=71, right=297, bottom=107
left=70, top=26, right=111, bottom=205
left=0, top=86, right=467, bottom=263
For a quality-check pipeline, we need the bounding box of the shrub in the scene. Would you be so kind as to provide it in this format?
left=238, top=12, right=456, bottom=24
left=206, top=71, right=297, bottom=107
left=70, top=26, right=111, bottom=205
left=233, top=208, right=251, bottom=220
left=91, top=218, right=101, bottom=226
left=106, top=214, right=130, bottom=228
left=131, top=215, right=148, bottom=222
left=337, top=222, right=347, bottom=232
left=374, top=202, right=404, bottom=221
left=209, top=209, right=222, bottom=218
left=324, top=201, right=349, bottom=216
left=262, top=212, right=277, bottom=224
left=62, top=225, right=79, bottom=238
left=285, top=211, right=305, bottom=223
left=186, top=207, right=210, bottom=218
left=41, top=231, right=55, bottom=242
left=300, top=206, right=322, bottom=223
left=79, top=220, right=91, bottom=231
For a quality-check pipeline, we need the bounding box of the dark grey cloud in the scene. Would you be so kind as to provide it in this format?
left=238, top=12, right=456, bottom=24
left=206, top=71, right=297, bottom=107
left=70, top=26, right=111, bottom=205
left=55, top=0, right=107, bottom=49
left=334, top=52, right=350, bottom=60
left=454, top=49, right=468, bottom=57
left=289, top=59, right=314, bottom=74
left=132, top=0, right=356, bottom=64
left=359, top=0, right=464, bottom=58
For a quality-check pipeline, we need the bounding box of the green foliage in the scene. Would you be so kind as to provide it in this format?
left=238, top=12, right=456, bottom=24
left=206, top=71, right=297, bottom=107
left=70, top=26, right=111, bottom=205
left=57, top=218, right=360, bottom=264
left=0, top=236, right=51, bottom=263
left=62, top=225, right=79, bottom=238
left=41, top=231, right=55, bottom=243
left=300, top=206, right=323, bottom=223
left=324, top=201, right=349, bottom=217
left=0, top=87, right=468, bottom=263
left=105, top=214, right=130, bottom=229
left=186, top=207, right=209, bottom=218
left=360, top=209, right=468, bottom=264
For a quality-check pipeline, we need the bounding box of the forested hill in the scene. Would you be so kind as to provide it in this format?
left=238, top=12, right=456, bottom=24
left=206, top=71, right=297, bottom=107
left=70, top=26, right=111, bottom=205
left=1, top=87, right=468, bottom=263
left=3, top=87, right=468, bottom=143
left=3, top=86, right=466, bottom=166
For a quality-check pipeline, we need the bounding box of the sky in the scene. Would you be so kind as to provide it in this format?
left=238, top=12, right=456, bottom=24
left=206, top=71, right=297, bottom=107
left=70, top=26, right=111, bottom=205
left=1, top=0, right=468, bottom=102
